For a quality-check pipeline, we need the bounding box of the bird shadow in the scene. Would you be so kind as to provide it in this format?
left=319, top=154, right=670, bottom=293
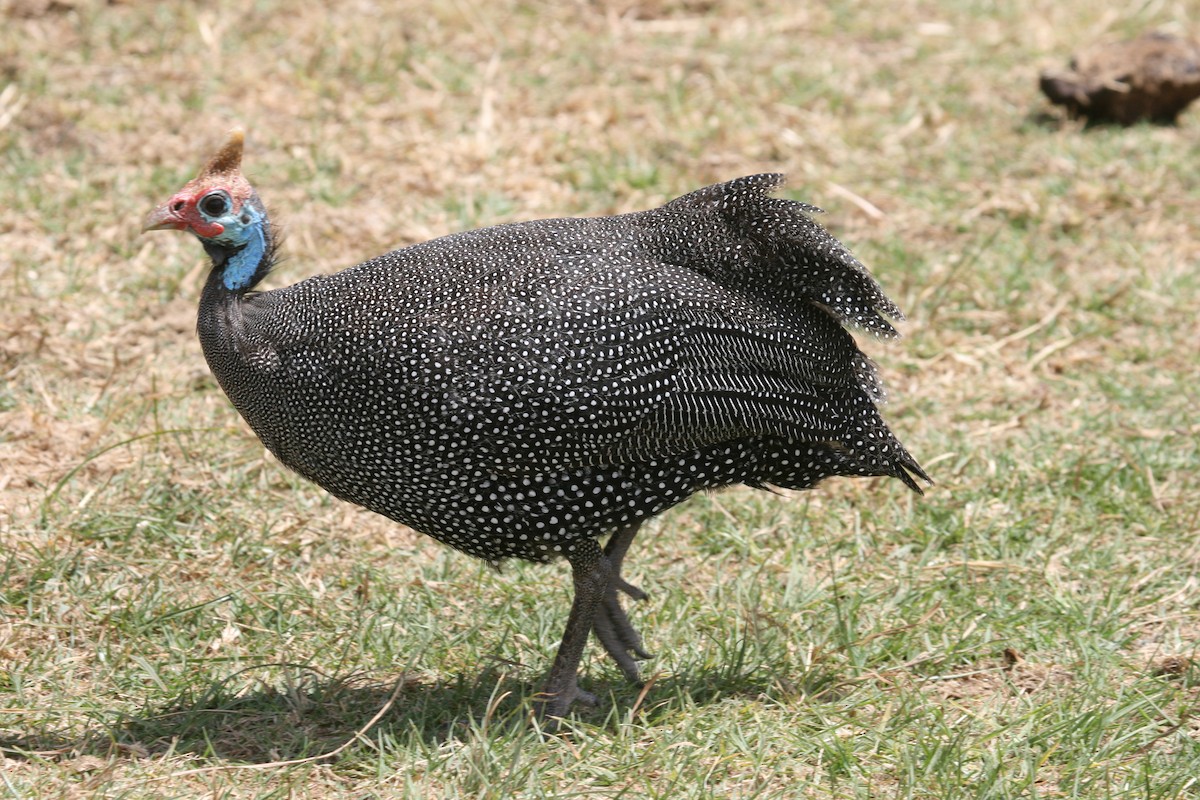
left=0, top=664, right=527, bottom=765
left=0, top=657, right=846, bottom=765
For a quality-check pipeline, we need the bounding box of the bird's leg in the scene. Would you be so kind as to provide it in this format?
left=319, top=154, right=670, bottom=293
left=537, top=538, right=611, bottom=722
left=605, top=521, right=648, bottom=601
left=593, top=522, right=654, bottom=683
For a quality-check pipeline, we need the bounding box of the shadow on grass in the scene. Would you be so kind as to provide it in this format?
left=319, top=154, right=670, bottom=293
left=0, top=655, right=847, bottom=764
left=0, top=664, right=528, bottom=764
left=1023, top=107, right=1187, bottom=131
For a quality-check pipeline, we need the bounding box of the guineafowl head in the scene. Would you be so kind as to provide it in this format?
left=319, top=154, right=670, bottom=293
left=143, top=130, right=273, bottom=291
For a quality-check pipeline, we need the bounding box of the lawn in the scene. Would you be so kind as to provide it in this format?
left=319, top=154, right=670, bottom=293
left=1, top=0, right=1198, bottom=797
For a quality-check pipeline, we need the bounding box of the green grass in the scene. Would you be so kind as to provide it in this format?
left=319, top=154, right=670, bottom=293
left=3, top=0, right=1200, bottom=796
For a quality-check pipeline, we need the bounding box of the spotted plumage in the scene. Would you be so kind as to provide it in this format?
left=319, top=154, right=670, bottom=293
left=145, top=131, right=929, bottom=722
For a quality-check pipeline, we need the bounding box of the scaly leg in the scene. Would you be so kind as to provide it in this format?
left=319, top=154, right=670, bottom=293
left=537, top=538, right=611, bottom=722
left=593, top=522, right=653, bottom=682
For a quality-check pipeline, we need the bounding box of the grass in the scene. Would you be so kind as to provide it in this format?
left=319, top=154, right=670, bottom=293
left=2, top=0, right=1199, bottom=796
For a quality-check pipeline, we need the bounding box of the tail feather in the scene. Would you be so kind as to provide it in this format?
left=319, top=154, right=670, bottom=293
left=657, top=174, right=906, bottom=338
left=894, top=448, right=932, bottom=495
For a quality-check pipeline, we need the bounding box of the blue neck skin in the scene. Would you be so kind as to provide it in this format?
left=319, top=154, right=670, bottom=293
left=203, top=206, right=270, bottom=292
left=222, top=220, right=268, bottom=291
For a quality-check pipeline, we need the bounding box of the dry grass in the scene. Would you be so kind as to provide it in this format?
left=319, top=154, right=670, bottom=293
left=3, top=0, right=1199, bottom=797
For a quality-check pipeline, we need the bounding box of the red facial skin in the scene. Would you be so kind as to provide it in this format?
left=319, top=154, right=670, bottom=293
left=143, top=190, right=227, bottom=237
left=144, top=172, right=254, bottom=239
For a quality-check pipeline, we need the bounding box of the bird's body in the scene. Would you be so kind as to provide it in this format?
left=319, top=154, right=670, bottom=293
left=147, top=132, right=928, bottom=721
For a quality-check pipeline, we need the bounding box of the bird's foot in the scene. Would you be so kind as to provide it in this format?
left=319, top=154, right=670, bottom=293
left=535, top=672, right=597, bottom=729
left=593, top=576, right=653, bottom=683
left=615, top=575, right=648, bottom=601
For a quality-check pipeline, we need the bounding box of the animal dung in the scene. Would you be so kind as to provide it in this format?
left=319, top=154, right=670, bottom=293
left=1040, top=32, right=1200, bottom=124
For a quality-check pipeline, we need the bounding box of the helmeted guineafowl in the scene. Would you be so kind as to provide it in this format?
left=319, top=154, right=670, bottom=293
left=144, top=131, right=930, bottom=722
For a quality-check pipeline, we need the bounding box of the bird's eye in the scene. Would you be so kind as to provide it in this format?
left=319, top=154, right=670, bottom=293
left=199, top=192, right=230, bottom=218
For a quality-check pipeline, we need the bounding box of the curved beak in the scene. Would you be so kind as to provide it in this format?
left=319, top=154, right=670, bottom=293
left=142, top=202, right=187, bottom=233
